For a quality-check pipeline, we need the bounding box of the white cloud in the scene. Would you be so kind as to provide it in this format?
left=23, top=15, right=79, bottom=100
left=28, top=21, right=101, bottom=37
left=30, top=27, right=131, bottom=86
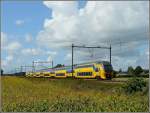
left=1, top=60, right=7, bottom=68
left=25, top=34, right=33, bottom=42
left=1, top=32, right=8, bottom=49
left=1, top=32, right=22, bottom=53
left=64, top=53, right=72, bottom=61
left=1, top=55, right=14, bottom=71
left=36, top=1, right=149, bottom=69
left=6, top=55, right=13, bottom=61
left=37, top=1, right=148, bottom=49
left=6, top=41, right=22, bottom=53
left=21, top=48, right=42, bottom=56
left=15, top=20, right=25, bottom=26
left=43, top=1, right=78, bottom=17
left=46, top=51, right=57, bottom=56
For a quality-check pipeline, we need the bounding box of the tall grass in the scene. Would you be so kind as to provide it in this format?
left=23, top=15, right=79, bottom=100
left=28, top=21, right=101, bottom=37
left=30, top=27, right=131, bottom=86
left=1, top=76, right=149, bottom=112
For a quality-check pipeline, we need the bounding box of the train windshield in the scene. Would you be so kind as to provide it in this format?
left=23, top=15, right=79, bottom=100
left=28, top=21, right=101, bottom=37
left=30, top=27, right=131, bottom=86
left=103, top=64, right=113, bottom=72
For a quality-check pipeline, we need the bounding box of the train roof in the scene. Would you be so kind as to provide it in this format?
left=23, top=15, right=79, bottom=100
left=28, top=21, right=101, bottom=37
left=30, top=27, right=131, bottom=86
left=34, top=61, right=111, bottom=72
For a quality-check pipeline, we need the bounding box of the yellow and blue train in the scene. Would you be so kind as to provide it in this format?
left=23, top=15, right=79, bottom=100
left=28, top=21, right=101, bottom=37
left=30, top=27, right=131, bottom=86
left=26, top=61, right=113, bottom=80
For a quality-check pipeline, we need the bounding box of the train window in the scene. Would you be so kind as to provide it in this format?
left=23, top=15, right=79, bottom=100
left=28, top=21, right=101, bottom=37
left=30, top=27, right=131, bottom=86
left=103, top=64, right=113, bottom=72
left=95, top=68, right=99, bottom=72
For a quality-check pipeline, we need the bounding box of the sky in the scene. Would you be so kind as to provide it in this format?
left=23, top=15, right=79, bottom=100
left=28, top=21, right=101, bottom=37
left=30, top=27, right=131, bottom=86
left=1, top=0, right=149, bottom=73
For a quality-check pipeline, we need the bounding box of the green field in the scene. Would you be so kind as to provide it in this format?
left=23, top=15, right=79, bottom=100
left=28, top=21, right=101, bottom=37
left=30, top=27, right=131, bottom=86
left=1, top=76, right=149, bottom=112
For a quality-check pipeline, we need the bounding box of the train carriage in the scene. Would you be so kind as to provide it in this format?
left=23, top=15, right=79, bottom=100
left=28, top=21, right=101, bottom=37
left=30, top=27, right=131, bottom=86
left=74, top=64, right=96, bottom=79
left=54, top=67, right=67, bottom=78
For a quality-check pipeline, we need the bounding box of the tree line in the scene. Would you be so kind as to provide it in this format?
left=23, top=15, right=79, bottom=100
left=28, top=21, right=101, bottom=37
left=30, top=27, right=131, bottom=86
left=113, top=66, right=149, bottom=78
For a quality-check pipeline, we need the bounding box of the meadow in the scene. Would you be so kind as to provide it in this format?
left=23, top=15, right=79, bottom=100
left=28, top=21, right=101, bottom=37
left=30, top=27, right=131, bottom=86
left=1, top=76, right=149, bottom=112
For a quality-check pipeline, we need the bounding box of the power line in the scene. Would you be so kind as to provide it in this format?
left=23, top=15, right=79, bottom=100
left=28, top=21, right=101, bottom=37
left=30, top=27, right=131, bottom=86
left=32, top=60, right=53, bottom=72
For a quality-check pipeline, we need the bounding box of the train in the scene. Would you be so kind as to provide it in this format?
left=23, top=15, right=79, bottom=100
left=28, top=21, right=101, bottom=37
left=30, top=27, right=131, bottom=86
left=26, top=61, right=113, bottom=80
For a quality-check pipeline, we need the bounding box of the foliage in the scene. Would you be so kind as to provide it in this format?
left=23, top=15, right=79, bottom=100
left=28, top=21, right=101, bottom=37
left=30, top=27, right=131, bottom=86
left=119, top=68, right=122, bottom=73
left=54, top=64, right=65, bottom=68
left=112, top=70, right=117, bottom=77
left=1, top=69, right=4, bottom=75
left=143, top=69, right=149, bottom=74
left=134, top=66, right=143, bottom=75
left=122, top=77, right=147, bottom=94
left=127, top=66, right=134, bottom=75
left=1, top=76, right=149, bottom=112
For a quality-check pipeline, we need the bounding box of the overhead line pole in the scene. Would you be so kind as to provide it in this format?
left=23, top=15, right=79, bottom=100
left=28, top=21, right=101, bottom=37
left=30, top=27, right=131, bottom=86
left=72, top=44, right=74, bottom=77
left=110, top=44, right=111, bottom=65
left=32, top=61, right=35, bottom=73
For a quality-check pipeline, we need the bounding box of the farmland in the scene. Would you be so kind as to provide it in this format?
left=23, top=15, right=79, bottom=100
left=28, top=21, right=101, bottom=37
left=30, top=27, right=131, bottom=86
left=1, top=76, right=149, bottom=112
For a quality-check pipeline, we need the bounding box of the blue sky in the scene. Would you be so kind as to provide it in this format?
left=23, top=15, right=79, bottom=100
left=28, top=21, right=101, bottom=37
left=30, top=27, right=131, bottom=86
left=1, top=1, right=149, bottom=73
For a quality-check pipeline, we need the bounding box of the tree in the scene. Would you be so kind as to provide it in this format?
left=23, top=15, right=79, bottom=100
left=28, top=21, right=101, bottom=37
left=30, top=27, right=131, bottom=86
left=127, top=66, right=134, bottom=75
left=134, top=66, right=143, bottom=75
left=143, top=69, right=149, bottom=74
left=54, top=64, right=65, bottom=68
left=112, top=70, right=117, bottom=78
left=1, top=69, right=3, bottom=75
left=119, top=68, right=122, bottom=73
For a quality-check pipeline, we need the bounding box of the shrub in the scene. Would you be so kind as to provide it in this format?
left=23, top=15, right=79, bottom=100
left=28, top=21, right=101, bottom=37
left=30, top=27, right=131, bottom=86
left=122, top=77, right=147, bottom=94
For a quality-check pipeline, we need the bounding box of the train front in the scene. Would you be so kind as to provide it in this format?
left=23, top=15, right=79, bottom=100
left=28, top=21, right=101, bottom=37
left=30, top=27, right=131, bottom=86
left=102, top=61, right=113, bottom=79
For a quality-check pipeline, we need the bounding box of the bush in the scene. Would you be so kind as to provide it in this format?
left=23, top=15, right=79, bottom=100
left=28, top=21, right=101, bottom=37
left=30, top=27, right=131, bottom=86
left=122, top=77, right=147, bottom=94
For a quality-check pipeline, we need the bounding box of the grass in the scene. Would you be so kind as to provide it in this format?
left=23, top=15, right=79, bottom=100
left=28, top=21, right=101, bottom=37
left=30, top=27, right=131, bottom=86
left=1, top=76, right=149, bottom=112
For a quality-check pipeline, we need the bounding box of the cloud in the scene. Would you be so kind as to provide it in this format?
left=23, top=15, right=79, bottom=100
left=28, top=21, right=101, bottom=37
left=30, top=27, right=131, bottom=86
left=6, top=42, right=22, bottom=52
left=1, top=32, right=22, bottom=54
left=1, top=32, right=8, bottom=49
left=21, top=48, right=57, bottom=56
left=46, top=51, right=57, bottom=56
left=37, top=1, right=148, bottom=50
left=21, top=48, right=43, bottom=56
left=43, top=1, right=78, bottom=17
left=6, top=55, right=13, bottom=61
left=15, top=20, right=25, bottom=26
left=36, top=1, right=149, bottom=70
left=25, top=34, right=33, bottom=42
left=1, top=55, right=14, bottom=71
